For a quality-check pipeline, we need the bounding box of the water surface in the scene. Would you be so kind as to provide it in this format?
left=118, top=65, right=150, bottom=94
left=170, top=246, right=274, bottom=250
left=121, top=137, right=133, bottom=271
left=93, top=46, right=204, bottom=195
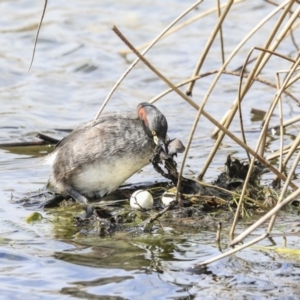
left=1, top=0, right=300, bottom=298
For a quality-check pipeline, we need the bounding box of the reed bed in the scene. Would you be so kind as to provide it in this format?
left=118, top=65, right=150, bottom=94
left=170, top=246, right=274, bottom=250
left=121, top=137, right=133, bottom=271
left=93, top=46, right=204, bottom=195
left=33, top=0, right=300, bottom=266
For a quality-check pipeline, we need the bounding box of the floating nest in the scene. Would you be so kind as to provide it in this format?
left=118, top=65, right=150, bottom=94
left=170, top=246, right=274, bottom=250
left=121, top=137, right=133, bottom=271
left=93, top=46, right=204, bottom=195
left=15, top=141, right=271, bottom=237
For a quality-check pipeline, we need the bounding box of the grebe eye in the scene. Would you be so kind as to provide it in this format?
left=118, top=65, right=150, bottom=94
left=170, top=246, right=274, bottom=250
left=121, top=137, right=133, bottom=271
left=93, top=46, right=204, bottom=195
left=152, top=130, right=157, bottom=136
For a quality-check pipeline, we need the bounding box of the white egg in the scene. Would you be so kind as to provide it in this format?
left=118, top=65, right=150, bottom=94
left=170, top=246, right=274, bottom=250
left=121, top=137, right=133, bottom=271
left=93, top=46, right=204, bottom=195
left=161, top=192, right=176, bottom=206
left=130, top=190, right=153, bottom=210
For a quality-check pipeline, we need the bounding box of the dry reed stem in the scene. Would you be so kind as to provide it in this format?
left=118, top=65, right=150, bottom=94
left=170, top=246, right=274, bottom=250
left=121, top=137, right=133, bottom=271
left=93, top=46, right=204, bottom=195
left=206, top=0, right=295, bottom=172
left=230, top=170, right=300, bottom=247
left=237, top=49, right=252, bottom=163
left=265, top=53, right=300, bottom=182
left=269, top=67, right=300, bottom=176
left=267, top=150, right=300, bottom=234
left=276, top=132, right=300, bottom=176
left=230, top=51, right=300, bottom=240
left=229, top=156, right=258, bottom=239
left=216, top=0, right=225, bottom=64
left=284, top=69, right=300, bottom=88
left=199, top=233, right=269, bottom=266
left=29, top=0, right=48, bottom=71
left=210, top=109, right=231, bottom=138
left=267, top=145, right=300, bottom=161
left=253, top=1, right=300, bottom=90
left=112, top=25, right=298, bottom=203
left=198, top=0, right=292, bottom=180
left=285, top=19, right=300, bottom=42
left=111, top=25, right=202, bottom=205
left=248, top=47, right=295, bottom=63
left=200, top=181, right=266, bottom=208
left=256, top=1, right=300, bottom=139
left=229, top=51, right=300, bottom=239
left=265, top=0, right=292, bottom=9
left=278, top=116, right=300, bottom=128
left=230, top=54, right=294, bottom=234
left=201, top=181, right=300, bottom=265
left=211, top=46, right=298, bottom=139
left=119, top=0, right=244, bottom=55
left=288, top=9, right=300, bottom=51
left=276, top=73, right=284, bottom=186
left=93, top=0, right=203, bottom=121
left=262, top=71, right=300, bottom=132
left=238, top=47, right=290, bottom=158
left=186, top=0, right=234, bottom=96
left=149, top=70, right=299, bottom=106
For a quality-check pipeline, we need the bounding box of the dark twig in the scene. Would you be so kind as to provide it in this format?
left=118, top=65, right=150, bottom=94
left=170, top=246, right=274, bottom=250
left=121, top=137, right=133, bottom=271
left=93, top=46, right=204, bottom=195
left=29, top=0, right=48, bottom=71
left=36, top=133, right=59, bottom=144
left=143, top=200, right=178, bottom=230
left=0, top=133, right=59, bottom=148
left=216, top=222, right=222, bottom=251
left=0, top=141, right=46, bottom=147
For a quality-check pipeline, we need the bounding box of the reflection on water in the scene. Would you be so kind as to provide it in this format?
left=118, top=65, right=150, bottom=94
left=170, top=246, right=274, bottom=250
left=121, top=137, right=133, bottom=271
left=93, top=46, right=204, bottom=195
left=1, top=0, right=300, bottom=298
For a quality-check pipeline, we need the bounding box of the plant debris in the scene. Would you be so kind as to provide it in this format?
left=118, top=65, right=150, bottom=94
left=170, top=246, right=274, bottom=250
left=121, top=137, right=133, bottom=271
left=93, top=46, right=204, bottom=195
left=12, top=148, right=274, bottom=238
